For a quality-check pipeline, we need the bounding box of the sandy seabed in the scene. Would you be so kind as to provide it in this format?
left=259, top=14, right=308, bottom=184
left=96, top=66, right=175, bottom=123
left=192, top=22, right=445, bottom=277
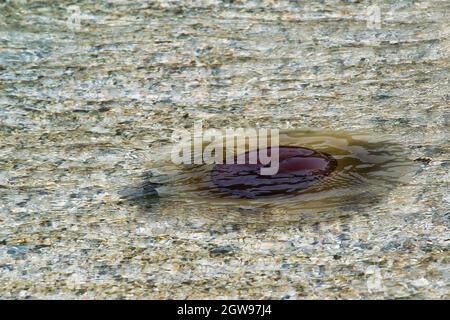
left=0, top=0, right=449, bottom=299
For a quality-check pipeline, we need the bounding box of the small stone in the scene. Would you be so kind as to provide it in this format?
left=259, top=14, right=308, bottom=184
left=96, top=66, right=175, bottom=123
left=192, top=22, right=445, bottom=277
left=411, top=278, right=430, bottom=288
left=209, top=245, right=240, bottom=256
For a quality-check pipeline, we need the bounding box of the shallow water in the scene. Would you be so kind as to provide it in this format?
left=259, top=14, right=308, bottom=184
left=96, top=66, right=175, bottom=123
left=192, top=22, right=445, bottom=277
left=0, top=0, right=449, bottom=299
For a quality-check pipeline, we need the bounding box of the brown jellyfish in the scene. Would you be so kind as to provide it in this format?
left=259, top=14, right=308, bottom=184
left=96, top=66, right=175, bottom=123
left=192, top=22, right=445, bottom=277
left=211, top=146, right=337, bottom=198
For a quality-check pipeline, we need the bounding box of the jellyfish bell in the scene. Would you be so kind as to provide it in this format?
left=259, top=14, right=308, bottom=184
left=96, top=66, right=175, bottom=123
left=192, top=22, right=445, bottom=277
left=211, top=146, right=338, bottom=198
left=137, top=129, right=417, bottom=224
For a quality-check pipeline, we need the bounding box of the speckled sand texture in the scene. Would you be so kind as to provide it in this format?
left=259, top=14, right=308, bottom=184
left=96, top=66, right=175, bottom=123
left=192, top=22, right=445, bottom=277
left=0, top=0, right=449, bottom=299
